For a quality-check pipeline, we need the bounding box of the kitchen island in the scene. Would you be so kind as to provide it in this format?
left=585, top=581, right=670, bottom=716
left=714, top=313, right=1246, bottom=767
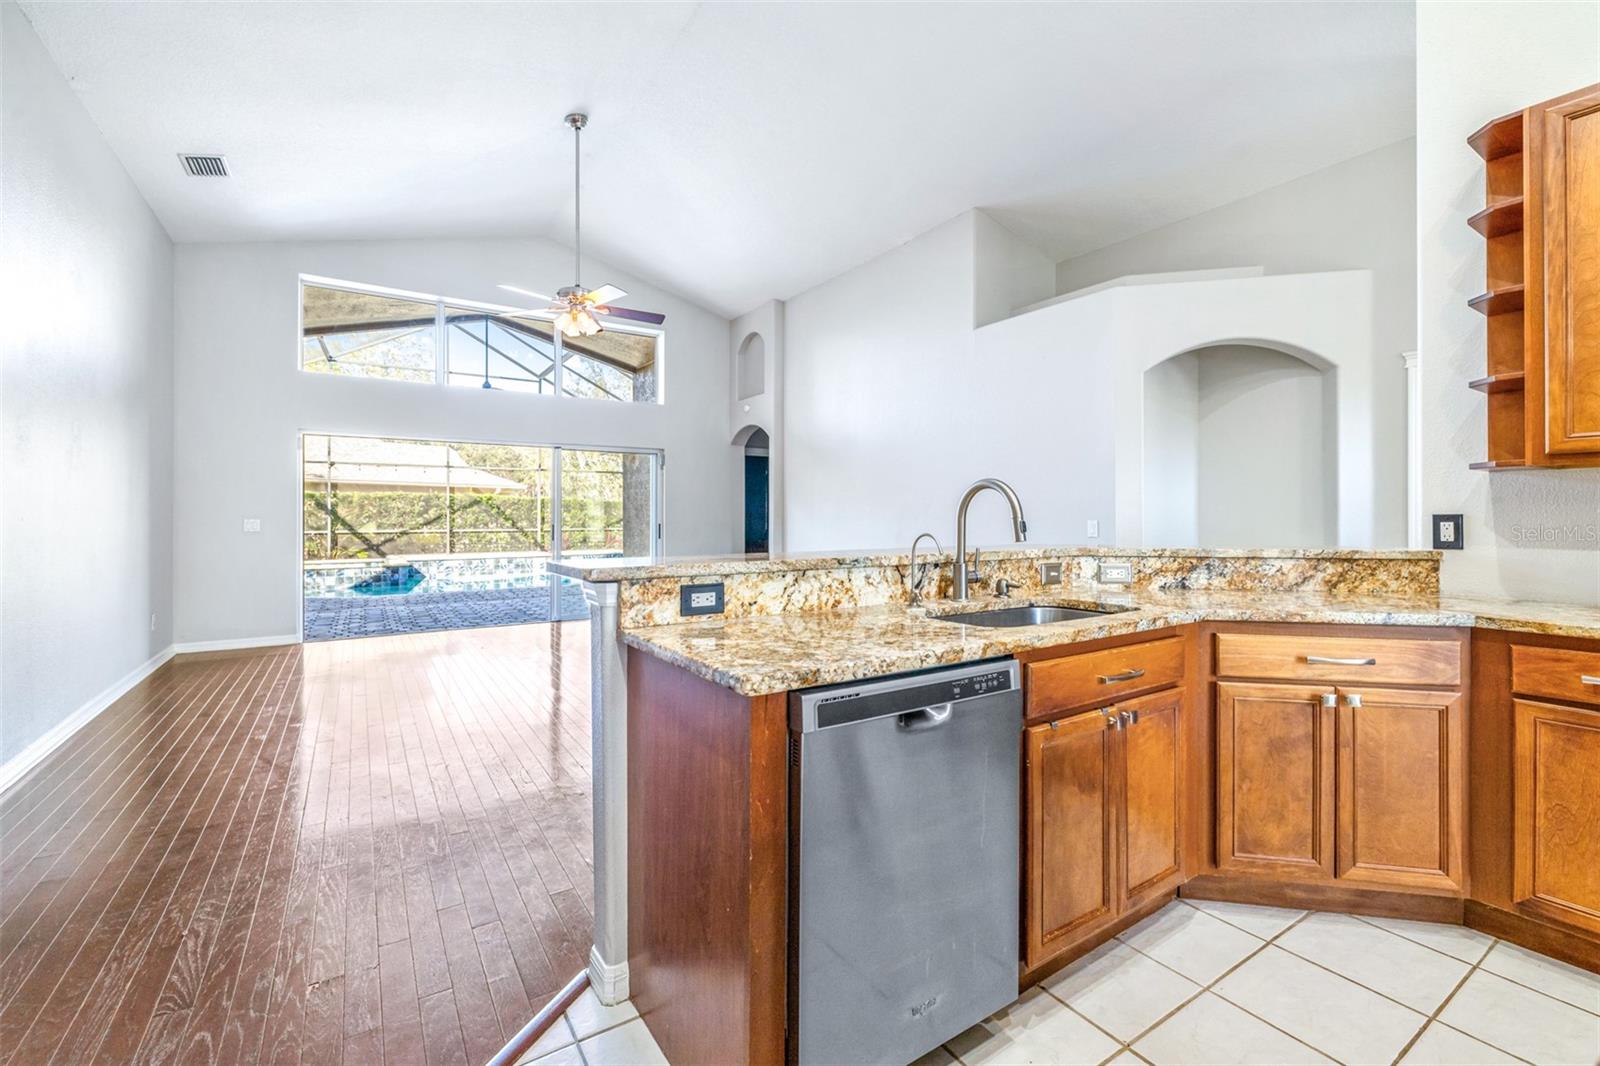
left=553, top=547, right=1600, bottom=1065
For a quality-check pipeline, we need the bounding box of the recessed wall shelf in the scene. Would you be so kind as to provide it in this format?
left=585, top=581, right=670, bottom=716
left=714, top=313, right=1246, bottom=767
left=1468, top=371, right=1526, bottom=394
left=1468, top=285, right=1525, bottom=316
left=1468, top=197, right=1524, bottom=238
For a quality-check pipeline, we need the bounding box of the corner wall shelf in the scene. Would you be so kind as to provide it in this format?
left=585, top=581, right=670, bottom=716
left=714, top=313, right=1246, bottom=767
left=1468, top=285, right=1525, bottom=317
left=1468, top=197, right=1524, bottom=238
left=1468, top=372, right=1526, bottom=394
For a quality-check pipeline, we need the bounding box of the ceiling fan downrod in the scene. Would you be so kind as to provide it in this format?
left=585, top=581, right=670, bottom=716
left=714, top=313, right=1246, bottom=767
left=565, top=112, right=586, bottom=295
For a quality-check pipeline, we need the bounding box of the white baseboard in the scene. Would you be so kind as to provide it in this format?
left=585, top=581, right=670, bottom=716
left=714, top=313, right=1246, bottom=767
left=0, top=644, right=176, bottom=797
left=588, top=945, right=629, bottom=1005
left=172, top=633, right=300, bottom=655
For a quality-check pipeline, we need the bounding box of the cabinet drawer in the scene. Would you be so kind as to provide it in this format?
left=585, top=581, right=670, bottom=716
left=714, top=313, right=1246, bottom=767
left=1511, top=644, right=1600, bottom=706
left=1026, top=636, right=1185, bottom=718
left=1214, top=632, right=1460, bottom=687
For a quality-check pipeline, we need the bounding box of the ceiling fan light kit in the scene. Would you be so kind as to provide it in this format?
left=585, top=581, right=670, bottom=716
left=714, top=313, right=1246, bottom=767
left=498, top=113, right=666, bottom=339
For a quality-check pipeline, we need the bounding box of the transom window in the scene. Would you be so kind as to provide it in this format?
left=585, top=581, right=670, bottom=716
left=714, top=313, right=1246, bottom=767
left=300, top=277, right=662, bottom=403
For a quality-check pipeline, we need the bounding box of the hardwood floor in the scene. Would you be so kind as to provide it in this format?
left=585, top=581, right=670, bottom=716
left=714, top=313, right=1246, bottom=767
left=0, top=622, right=593, bottom=1065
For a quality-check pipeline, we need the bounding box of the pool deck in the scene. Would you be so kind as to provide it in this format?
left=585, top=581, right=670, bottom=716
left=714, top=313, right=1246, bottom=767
left=303, top=582, right=590, bottom=640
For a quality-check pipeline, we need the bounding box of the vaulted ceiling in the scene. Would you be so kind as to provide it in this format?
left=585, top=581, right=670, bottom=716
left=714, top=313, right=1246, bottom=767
left=19, top=1, right=1415, bottom=317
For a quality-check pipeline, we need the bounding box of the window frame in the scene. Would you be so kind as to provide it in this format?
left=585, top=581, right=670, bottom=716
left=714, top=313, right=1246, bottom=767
left=298, top=274, right=665, bottom=403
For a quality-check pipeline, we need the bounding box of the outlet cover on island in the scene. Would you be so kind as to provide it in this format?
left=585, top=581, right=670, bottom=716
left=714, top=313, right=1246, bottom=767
left=1098, top=560, right=1133, bottom=584
left=242, top=517, right=262, bottom=533
left=1432, top=513, right=1464, bottom=550
left=679, top=582, right=725, bottom=616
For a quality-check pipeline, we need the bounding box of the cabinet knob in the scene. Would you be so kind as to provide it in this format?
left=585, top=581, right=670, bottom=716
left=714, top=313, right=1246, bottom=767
left=1320, top=693, right=1338, bottom=708
left=1346, top=693, right=1363, bottom=708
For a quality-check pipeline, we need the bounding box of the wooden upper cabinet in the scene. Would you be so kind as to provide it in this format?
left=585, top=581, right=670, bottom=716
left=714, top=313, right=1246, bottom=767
left=1541, top=84, right=1600, bottom=456
left=1216, top=682, right=1334, bottom=880
left=1514, top=699, right=1600, bottom=934
left=1335, top=688, right=1465, bottom=892
left=1120, top=688, right=1183, bottom=905
left=1025, top=712, right=1118, bottom=969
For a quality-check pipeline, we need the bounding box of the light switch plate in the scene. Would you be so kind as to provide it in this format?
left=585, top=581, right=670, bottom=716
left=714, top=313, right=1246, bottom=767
left=1098, top=560, right=1134, bottom=585
left=1038, top=562, right=1063, bottom=586
left=1432, top=513, right=1464, bottom=550
left=1086, top=519, right=1100, bottom=539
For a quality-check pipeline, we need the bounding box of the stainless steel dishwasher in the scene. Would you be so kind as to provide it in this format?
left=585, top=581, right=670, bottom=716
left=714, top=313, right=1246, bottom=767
left=789, top=659, right=1021, bottom=1066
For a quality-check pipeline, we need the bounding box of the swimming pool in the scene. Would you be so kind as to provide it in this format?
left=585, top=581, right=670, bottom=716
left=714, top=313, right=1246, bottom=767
left=305, top=555, right=567, bottom=597
left=302, top=555, right=600, bottom=640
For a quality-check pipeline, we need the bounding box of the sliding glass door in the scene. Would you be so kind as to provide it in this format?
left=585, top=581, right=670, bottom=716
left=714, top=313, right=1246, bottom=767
left=302, top=433, right=658, bottom=639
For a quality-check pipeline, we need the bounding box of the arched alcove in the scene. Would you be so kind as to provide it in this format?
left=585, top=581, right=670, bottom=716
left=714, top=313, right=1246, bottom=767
left=1143, top=342, right=1337, bottom=548
left=736, top=332, right=766, bottom=401
left=732, top=424, right=770, bottom=555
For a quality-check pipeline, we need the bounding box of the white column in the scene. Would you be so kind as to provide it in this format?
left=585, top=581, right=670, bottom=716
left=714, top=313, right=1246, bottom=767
left=583, top=580, right=630, bottom=1003
left=1403, top=350, right=1422, bottom=549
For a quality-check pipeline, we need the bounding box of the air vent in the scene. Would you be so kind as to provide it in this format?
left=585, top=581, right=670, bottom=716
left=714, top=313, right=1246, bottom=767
left=179, top=154, right=228, bottom=177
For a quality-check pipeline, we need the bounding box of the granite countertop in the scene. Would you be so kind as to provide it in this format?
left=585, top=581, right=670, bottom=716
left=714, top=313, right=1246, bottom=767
left=549, top=545, right=1438, bottom=583
left=620, top=586, right=1600, bottom=696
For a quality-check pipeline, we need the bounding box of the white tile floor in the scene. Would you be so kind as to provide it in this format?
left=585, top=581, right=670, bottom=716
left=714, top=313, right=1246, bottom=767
left=529, top=901, right=1600, bottom=1065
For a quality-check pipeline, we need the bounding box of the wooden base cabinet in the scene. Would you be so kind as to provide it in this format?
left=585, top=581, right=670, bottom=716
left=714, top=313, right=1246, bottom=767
left=1337, top=688, right=1466, bottom=892
left=1025, top=687, right=1183, bottom=971
left=1513, top=698, right=1600, bottom=934
left=1211, top=628, right=1468, bottom=898
left=1216, top=682, right=1335, bottom=879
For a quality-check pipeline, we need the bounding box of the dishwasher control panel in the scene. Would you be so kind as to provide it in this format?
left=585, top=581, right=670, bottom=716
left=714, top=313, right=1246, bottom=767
left=791, top=659, right=1018, bottom=732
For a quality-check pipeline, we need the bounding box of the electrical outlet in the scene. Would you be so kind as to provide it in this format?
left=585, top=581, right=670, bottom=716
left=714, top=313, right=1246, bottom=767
left=1432, top=513, right=1464, bottom=550
left=1086, top=519, right=1100, bottom=539
left=1098, top=560, right=1134, bottom=585
left=242, top=517, right=262, bottom=533
left=1038, top=562, right=1063, bottom=586
left=680, top=582, right=725, bottom=616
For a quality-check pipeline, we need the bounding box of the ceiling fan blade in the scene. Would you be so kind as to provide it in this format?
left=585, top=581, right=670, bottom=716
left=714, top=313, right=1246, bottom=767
left=498, top=283, right=556, bottom=304
left=584, top=284, right=627, bottom=305
left=595, top=305, right=666, bottom=325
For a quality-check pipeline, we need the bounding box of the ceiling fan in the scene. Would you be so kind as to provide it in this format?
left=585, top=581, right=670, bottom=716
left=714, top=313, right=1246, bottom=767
left=499, top=113, right=665, bottom=338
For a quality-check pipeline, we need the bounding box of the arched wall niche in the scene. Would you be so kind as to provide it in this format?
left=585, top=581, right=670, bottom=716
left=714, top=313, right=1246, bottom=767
left=736, top=332, right=766, bottom=401
left=1142, top=340, right=1337, bottom=549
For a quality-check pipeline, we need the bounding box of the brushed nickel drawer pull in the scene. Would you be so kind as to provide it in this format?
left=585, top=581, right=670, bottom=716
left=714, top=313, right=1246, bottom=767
left=1098, top=668, right=1146, bottom=685
left=1305, top=655, right=1377, bottom=666
left=1582, top=675, right=1600, bottom=686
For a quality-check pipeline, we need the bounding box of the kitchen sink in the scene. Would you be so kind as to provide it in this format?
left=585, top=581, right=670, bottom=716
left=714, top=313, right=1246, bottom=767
left=931, top=604, right=1127, bottom=627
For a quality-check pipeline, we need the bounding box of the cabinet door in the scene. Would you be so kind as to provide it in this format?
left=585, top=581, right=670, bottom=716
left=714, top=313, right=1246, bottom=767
left=1541, top=85, right=1600, bottom=455
left=1119, top=688, right=1183, bottom=905
left=1514, top=699, right=1600, bottom=934
left=1335, top=687, right=1465, bottom=891
left=1216, top=682, right=1334, bottom=879
left=1025, top=712, right=1118, bottom=970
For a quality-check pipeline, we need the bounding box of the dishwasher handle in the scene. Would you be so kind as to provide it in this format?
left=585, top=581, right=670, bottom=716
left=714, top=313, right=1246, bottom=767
left=898, top=703, right=954, bottom=732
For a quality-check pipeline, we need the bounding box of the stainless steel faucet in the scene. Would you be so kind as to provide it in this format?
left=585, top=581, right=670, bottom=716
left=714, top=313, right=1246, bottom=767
left=953, top=478, right=1028, bottom=600
left=907, top=532, right=944, bottom=607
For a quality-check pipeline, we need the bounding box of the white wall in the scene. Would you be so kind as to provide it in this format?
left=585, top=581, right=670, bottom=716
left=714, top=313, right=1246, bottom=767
left=1142, top=353, right=1200, bottom=546
left=1056, top=139, right=1417, bottom=547
left=1, top=0, right=175, bottom=763
left=782, top=210, right=1065, bottom=552
left=1194, top=345, right=1332, bottom=548
left=974, top=210, right=1055, bottom=327
left=1418, top=2, right=1600, bottom=601
left=172, top=238, right=736, bottom=645
left=1142, top=344, right=1332, bottom=549
left=729, top=300, right=784, bottom=552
